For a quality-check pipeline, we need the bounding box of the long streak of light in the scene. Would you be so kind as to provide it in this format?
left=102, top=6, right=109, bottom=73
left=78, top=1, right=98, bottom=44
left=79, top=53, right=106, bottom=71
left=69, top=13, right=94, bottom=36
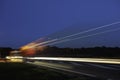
left=21, top=38, right=45, bottom=47
left=29, top=61, right=96, bottom=77
left=21, top=21, right=120, bottom=48
left=26, top=57, right=120, bottom=64
left=29, top=39, right=58, bottom=48
left=30, top=21, right=120, bottom=47
left=54, top=21, right=120, bottom=41
left=41, top=28, right=120, bottom=46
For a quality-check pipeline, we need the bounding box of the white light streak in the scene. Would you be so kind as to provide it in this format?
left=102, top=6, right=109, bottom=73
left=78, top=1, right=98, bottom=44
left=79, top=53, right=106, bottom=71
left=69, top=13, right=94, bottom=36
left=26, top=57, right=120, bottom=64
left=42, top=28, right=120, bottom=46
left=21, top=21, right=120, bottom=48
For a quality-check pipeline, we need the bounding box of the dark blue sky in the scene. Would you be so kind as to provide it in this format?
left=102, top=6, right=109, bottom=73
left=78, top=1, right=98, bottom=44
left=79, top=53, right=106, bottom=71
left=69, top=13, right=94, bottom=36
left=0, top=0, right=120, bottom=48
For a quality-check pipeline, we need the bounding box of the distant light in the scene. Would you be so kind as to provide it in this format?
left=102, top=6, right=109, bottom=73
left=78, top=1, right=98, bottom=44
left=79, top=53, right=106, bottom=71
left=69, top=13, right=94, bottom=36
left=6, top=56, right=23, bottom=59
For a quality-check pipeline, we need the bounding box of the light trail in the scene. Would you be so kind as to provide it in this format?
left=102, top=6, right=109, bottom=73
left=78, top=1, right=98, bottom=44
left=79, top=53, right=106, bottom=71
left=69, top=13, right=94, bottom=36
left=26, top=57, right=120, bottom=64
left=21, top=21, right=120, bottom=49
left=40, top=27, right=120, bottom=46
left=28, top=39, right=58, bottom=48
left=53, top=21, right=120, bottom=41
left=31, top=21, right=120, bottom=47
left=27, top=57, right=120, bottom=80
left=29, top=61, right=96, bottom=77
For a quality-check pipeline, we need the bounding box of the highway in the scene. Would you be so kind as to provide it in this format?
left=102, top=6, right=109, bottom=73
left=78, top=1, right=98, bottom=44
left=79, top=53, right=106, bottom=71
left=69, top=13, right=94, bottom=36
left=26, top=57, right=120, bottom=80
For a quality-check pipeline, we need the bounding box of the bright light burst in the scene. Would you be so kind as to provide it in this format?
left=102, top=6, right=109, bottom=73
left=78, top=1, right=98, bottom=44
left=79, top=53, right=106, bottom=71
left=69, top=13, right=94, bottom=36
left=20, top=43, right=46, bottom=56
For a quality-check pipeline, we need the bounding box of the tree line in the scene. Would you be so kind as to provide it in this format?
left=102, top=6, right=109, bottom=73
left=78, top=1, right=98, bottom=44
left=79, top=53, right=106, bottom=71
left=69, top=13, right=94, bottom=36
left=0, top=47, right=12, bottom=58
left=35, top=46, right=120, bottom=58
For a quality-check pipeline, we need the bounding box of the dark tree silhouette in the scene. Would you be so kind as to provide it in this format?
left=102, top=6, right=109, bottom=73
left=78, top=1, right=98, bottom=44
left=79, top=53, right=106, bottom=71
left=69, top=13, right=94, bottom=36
left=0, top=47, right=12, bottom=58
left=35, top=46, right=120, bottom=58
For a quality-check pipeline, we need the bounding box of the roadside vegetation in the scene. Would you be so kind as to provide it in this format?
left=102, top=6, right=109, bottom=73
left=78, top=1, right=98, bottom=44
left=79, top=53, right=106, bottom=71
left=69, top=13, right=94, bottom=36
left=30, top=46, right=120, bottom=58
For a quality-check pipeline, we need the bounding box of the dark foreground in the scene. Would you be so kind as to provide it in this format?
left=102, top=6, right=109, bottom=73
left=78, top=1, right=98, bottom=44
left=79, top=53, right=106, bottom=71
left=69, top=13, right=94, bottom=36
left=0, top=63, right=101, bottom=80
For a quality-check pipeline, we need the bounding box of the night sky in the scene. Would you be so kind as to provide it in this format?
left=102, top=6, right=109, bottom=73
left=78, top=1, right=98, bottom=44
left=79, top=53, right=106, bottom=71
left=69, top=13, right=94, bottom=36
left=0, top=0, right=120, bottom=48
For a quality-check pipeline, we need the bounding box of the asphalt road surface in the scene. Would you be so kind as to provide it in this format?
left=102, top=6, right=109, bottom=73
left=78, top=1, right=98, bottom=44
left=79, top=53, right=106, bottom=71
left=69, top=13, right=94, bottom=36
left=26, top=57, right=120, bottom=80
